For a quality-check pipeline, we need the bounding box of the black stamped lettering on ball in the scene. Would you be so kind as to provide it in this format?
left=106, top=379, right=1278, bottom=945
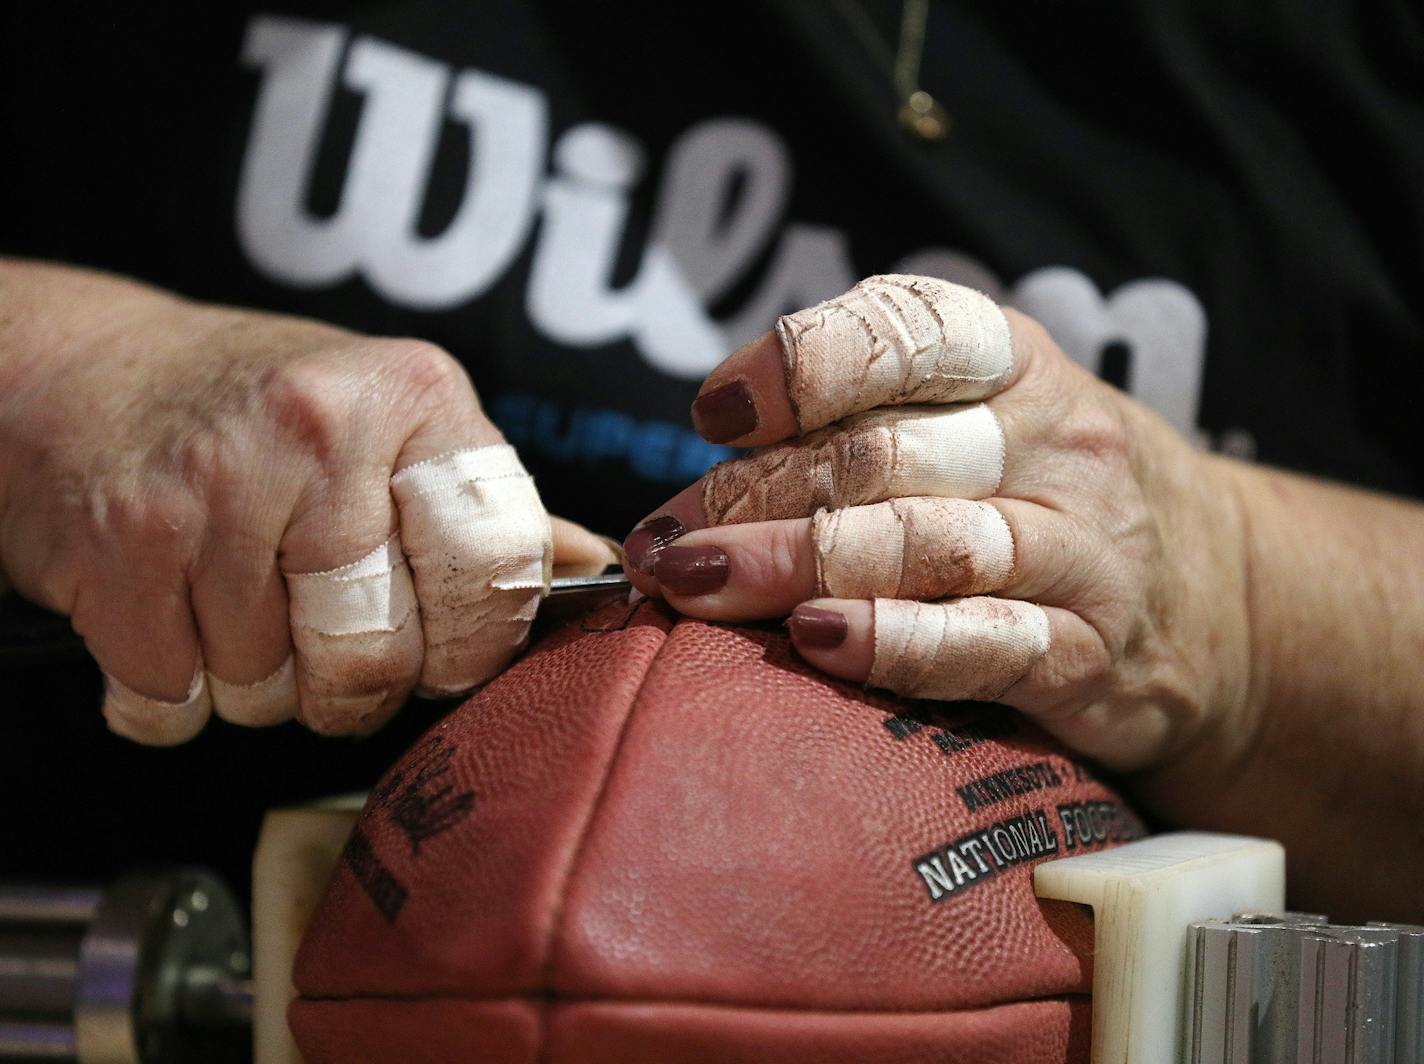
left=955, top=759, right=1063, bottom=813
left=881, top=706, right=1018, bottom=755
left=374, top=734, right=475, bottom=856
left=343, top=826, right=408, bottom=923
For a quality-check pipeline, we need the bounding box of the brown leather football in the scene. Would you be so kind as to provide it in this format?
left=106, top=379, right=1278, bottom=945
left=290, top=600, right=1144, bottom=1063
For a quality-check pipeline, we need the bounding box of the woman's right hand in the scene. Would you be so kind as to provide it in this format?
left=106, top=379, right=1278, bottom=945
left=0, top=258, right=614, bottom=744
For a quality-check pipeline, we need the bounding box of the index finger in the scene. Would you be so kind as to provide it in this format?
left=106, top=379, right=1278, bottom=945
left=690, top=274, right=1022, bottom=447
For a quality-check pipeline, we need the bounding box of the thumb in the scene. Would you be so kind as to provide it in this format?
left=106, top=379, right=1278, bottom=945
left=550, top=515, right=623, bottom=576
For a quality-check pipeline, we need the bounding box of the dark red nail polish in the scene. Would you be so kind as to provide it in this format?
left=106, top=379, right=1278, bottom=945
left=624, top=514, right=686, bottom=575
left=789, top=605, right=848, bottom=649
left=653, top=546, right=729, bottom=596
left=691, top=380, right=758, bottom=443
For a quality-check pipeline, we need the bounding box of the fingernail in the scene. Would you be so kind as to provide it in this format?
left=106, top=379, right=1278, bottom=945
left=789, top=605, right=848, bottom=649
left=653, top=546, right=729, bottom=596
left=691, top=380, right=758, bottom=443
left=624, top=514, right=686, bottom=575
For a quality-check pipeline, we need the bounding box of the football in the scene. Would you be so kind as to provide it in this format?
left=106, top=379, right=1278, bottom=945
left=291, top=599, right=1143, bottom=1063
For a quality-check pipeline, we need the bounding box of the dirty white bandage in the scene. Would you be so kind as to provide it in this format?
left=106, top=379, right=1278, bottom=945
left=777, top=274, right=1014, bottom=433
left=208, top=655, right=298, bottom=727
left=703, top=405, right=1004, bottom=525
left=870, top=597, right=1050, bottom=702
left=286, top=535, right=422, bottom=734
left=102, top=665, right=211, bottom=746
left=390, top=444, right=552, bottom=696
left=813, top=498, right=1015, bottom=600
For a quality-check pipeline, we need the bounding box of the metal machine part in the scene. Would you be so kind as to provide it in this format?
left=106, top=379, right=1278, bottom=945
left=0, top=871, right=251, bottom=1063
left=1188, top=912, right=1424, bottom=1064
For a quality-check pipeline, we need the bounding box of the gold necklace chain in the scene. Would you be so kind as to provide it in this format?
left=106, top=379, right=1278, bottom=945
left=831, top=0, right=952, bottom=141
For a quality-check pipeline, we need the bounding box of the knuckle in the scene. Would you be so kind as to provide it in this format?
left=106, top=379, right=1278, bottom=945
left=169, top=430, right=246, bottom=497
left=702, top=450, right=778, bottom=524
left=376, top=339, right=472, bottom=404
left=171, top=432, right=222, bottom=488
left=260, top=361, right=349, bottom=459
left=933, top=546, right=989, bottom=599
left=300, top=666, right=409, bottom=736
left=837, top=422, right=891, bottom=465
left=763, top=521, right=808, bottom=582
left=94, top=487, right=201, bottom=555
left=704, top=413, right=900, bottom=524
left=1039, top=634, right=1113, bottom=700
left=1059, top=402, right=1130, bottom=460
left=835, top=418, right=895, bottom=470
left=302, top=708, right=373, bottom=738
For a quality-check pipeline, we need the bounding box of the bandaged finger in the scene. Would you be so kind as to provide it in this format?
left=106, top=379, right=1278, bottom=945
left=870, top=597, right=1049, bottom=702
left=102, top=665, right=211, bottom=746
left=703, top=404, right=1004, bottom=525
left=209, top=655, right=298, bottom=727
left=778, top=274, right=1013, bottom=433
left=813, top=498, right=1015, bottom=600
left=391, top=444, right=552, bottom=696
left=286, top=535, right=423, bottom=734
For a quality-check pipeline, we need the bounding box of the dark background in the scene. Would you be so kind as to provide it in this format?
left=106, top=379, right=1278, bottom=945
left=0, top=0, right=1421, bottom=900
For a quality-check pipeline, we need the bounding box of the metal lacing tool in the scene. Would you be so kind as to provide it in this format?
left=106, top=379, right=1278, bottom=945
left=0, top=571, right=634, bottom=667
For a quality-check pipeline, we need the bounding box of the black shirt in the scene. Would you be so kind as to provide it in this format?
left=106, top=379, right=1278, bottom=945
left=1, top=0, right=1421, bottom=886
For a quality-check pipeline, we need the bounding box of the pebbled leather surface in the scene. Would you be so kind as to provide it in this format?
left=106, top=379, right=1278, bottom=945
left=542, top=998, right=1092, bottom=1064
left=293, top=600, right=674, bottom=999
left=293, top=996, right=1089, bottom=1064
left=292, top=601, right=1139, bottom=1062
left=292, top=999, right=540, bottom=1064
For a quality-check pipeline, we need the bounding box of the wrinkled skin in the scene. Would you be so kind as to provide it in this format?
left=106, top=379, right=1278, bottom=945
left=0, top=259, right=612, bottom=739
left=625, top=278, right=1424, bottom=921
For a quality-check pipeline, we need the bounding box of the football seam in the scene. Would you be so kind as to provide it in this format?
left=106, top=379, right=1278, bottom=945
left=293, top=989, right=1093, bottom=1014
left=531, top=619, right=676, bottom=1055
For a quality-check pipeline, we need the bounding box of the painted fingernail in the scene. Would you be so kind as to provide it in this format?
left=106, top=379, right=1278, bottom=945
left=789, top=605, right=848, bottom=649
left=624, top=514, right=686, bottom=575
left=653, top=546, right=729, bottom=596
left=691, top=380, right=758, bottom=443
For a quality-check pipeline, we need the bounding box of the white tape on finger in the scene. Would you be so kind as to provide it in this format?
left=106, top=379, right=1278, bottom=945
left=778, top=274, right=1014, bottom=433
left=286, top=535, right=422, bottom=733
left=870, top=597, right=1050, bottom=702
left=391, top=444, right=552, bottom=696
left=703, top=405, right=1005, bottom=525
left=102, top=665, right=211, bottom=746
left=209, top=655, right=298, bottom=727
left=813, top=498, right=1015, bottom=600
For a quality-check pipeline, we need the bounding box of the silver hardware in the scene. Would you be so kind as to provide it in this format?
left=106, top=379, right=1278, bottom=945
left=1188, top=912, right=1423, bottom=1063
left=0, top=872, right=251, bottom=1062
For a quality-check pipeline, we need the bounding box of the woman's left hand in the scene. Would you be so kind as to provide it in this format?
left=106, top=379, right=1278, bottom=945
left=622, top=274, right=1254, bottom=776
